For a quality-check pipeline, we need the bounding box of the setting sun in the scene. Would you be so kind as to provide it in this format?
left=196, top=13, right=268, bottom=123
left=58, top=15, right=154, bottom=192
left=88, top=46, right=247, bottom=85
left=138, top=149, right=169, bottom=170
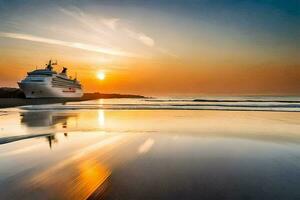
left=97, top=71, right=105, bottom=80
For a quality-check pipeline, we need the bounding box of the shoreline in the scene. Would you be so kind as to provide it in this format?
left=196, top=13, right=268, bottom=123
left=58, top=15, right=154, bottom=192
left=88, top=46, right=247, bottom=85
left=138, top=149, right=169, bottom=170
left=0, top=93, right=146, bottom=109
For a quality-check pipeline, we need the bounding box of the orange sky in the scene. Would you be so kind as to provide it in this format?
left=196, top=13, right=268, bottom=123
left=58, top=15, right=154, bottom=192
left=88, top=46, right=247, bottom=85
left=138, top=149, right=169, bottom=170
left=1, top=54, right=299, bottom=96
left=0, top=1, right=299, bottom=96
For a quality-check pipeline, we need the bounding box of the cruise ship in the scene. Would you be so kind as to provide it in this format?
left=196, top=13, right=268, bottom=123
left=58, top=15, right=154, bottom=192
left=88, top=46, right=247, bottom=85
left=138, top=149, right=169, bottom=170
left=18, top=60, right=83, bottom=98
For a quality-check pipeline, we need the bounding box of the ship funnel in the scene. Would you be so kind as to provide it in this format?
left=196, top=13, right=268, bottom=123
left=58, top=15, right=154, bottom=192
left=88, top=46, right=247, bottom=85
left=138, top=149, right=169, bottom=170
left=61, top=67, right=67, bottom=74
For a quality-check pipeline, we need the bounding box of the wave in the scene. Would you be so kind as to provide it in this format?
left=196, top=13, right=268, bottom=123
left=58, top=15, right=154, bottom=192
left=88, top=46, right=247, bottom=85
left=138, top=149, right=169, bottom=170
left=16, top=97, right=300, bottom=112
left=20, top=103, right=300, bottom=112
left=145, top=98, right=300, bottom=103
left=193, top=99, right=300, bottom=103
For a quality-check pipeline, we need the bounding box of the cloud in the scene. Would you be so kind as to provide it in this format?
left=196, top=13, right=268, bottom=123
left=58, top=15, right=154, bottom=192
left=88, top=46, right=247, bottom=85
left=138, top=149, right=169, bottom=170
left=0, top=32, right=137, bottom=57
left=60, top=7, right=155, bottom=48
left=139, top=34, right=155, bottom=47
left=101, top=18, right=120, bottom=30
left=124, top=28, right=155, bottom=47
left=59, top=7, right=107, bottom=36
left=60, top=7, right=177, bottom=58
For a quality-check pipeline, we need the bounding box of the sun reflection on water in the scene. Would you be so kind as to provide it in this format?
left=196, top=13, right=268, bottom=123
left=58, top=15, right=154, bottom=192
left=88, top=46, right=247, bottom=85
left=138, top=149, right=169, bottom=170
left=98, top=110, right=105, bottom=127
left=71, top=160, right=111, bottom=199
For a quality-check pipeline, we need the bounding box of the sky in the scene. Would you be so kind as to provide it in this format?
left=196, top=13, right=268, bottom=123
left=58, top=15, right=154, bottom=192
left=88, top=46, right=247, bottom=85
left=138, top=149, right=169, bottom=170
left=0, top=0, right=299, bottom=96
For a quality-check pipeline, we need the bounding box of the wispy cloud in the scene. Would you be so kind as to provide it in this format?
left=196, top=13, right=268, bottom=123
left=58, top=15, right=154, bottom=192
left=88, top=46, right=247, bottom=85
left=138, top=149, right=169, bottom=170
left=59, top=7, right=120, bottom=48
left=59, top=7, right=107, bottom=36
left=101, top=18, right=120, bottom=30
left=124, top=28, right=155, bottom=47
left=60, top=7, right=155, bottom=47
left=0, top=32, right=137, bottom=57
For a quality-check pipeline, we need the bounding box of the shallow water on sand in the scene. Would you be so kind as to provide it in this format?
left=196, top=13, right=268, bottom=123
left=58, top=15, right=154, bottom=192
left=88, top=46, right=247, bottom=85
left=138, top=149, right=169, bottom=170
left=0, top=99, right=300, bottom=199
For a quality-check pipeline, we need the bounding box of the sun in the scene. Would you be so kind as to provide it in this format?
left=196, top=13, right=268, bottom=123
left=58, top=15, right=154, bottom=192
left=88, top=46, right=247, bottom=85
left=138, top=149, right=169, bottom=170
left=97, top=71, right=105, bottom=80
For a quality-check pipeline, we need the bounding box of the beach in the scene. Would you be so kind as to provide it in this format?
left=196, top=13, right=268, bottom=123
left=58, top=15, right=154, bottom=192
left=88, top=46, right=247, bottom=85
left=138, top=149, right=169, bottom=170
left=0, top=98, right=300, bottom=199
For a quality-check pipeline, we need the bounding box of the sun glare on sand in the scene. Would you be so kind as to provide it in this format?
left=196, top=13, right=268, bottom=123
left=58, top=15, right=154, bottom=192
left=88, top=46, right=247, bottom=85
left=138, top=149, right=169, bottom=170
left=97, top=71, right=106, bottom=80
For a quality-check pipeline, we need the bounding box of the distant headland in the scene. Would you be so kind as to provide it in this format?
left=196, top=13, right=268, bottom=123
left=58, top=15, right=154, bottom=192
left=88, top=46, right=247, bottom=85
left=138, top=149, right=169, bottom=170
left=0, top=87, right=146, bottom=108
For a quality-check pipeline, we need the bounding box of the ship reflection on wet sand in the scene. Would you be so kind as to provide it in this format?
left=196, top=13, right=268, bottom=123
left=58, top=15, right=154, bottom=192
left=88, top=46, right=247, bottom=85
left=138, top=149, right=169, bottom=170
left=0, top=102, right=300, bottom=199
left=20, top=111, right=77, bottom=148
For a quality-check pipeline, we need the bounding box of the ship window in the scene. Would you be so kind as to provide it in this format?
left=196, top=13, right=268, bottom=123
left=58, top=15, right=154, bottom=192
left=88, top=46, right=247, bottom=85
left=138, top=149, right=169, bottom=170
left=31, top=91, right=34, bottom=94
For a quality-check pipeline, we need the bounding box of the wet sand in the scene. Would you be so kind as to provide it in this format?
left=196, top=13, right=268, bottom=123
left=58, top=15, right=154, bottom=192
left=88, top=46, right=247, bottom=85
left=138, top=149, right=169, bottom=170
left=0, top=101, right=300, bottom=199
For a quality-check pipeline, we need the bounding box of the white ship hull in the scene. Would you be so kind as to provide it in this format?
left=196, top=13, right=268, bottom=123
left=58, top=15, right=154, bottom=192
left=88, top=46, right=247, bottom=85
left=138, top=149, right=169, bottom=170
left=18, top=82, right=83, bottom=98
left=18, top=60, right=84, bottom=99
